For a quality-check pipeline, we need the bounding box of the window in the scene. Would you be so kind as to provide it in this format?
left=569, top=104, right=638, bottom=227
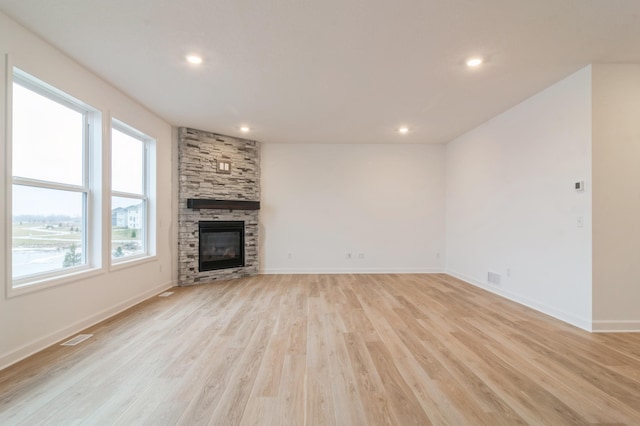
left=111, top=121, right=152, bottom=262
left=10, top=69, right=98, bottom=287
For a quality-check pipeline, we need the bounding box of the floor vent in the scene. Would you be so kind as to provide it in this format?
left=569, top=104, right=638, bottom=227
left=61, top=334, right=93, bottom=346
left=158, top=291, right=174, bottom=298
left=487, top=272, right=501, bottom=286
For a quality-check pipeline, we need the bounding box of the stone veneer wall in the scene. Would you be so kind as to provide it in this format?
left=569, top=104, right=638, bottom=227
left=178, top=127, right=260, bottom=286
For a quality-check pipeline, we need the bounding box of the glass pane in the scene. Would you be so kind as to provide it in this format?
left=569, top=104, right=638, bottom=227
left=12, top=185, right=85, bottom=279
left=111, top=196, right=145, bottom=259
left=112, top=128, right=144, bottom=195
left=12, top=83, right=84, bottom=185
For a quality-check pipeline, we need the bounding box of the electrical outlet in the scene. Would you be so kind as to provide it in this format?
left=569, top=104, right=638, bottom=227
left=358, top=253, right=365, bottom=259
left=488, top=272, right=501, bottom=286
left=287, top=253, right=292, bottom=260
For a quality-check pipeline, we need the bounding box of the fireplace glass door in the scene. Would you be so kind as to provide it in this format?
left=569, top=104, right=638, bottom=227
left=198, top=221, right=245, bottom=271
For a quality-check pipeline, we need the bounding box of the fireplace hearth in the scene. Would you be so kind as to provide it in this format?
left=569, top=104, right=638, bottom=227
left=199, top=221, right=245, bottom=272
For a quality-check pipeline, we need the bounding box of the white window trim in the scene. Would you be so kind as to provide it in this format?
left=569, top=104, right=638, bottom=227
left=109, top=119, right=155, bottom=267
left=6, top=65, right=103, bottom=298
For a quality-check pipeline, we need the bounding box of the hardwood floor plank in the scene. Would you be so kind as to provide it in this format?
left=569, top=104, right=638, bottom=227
left=206, top=318, right=275, bottom=426
left=343, top=332, right=397, bottom=425
left=239, top=396, right=277, bottom=426
left=305, top=296, right=336, bottom=425
left=365, top=340, right=433, bottom=425
left=451, top=329, right=590, bottom=425
left=111, top=377, right=185, bottom=426
left=175, top=347, right=244, bottom=425
left=249, top=333, right=287, bottom=397
left=1, top=274, right=640, bottom=425
left=274, top=355, right=306, bottom=425
left=323, top=313, right=368, bottom=426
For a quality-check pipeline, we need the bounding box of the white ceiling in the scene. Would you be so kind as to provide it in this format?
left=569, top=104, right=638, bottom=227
left=1, top=0, right=640, bottom=144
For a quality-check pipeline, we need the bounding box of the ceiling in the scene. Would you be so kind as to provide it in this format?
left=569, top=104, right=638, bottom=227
left=1, top=0, right=640, bottom=144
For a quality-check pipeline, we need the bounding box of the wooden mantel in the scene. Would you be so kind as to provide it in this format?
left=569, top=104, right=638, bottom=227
left=186, top=199, right=260, bottom=210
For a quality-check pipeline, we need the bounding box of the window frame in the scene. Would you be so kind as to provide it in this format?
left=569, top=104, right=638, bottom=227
left=110, top=119, right=152, bottom=265
left=6, top=66, right=103, bottom=296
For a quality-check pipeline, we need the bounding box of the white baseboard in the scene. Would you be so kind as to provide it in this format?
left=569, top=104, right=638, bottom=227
left=446, top=270, right=593, bottom=332
left=0, top=280, right=175, bottom=372
left=591, top=320, right=640, bottom=332
left=260, top=267, right=445, bottom=275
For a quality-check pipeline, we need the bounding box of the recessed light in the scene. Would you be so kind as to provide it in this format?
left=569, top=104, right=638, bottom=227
left=398, top=127, right=409, bottom=134
left=466, top=57, right=483, bottom=68
left=240, top=126, right=250, bottom=133
left=186, top=55, right=203, bottom=65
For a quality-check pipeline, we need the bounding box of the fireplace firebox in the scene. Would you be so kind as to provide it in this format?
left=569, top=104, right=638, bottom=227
left=198, top=221, right=245, bottom=272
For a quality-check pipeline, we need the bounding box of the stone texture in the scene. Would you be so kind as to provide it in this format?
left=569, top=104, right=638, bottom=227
left=178, top=127, right=260, bottom=286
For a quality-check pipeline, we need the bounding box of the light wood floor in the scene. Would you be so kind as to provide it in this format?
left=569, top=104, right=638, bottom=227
left=1, top=274, right=640, bottom=425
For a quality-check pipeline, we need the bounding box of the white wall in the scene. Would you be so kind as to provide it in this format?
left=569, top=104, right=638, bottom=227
left=592, top=64, right=640, bottom=330
left=445, top=67, right=593, bottom=330
left=0, top=11, right=176, bottom=369
left=260, top=143, right=445, bottom=273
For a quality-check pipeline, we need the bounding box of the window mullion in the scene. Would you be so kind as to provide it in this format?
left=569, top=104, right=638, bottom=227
left=112, top=191, right=144, bottom=199
left=84, top=118, right=90, bottom=188
left=83, top=116, right=90, bottom=266
left=12, top=177, right=88, bottom=193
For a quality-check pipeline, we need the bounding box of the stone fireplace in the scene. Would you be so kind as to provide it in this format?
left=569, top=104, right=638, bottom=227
left=178, top=127, right=260, bottom=286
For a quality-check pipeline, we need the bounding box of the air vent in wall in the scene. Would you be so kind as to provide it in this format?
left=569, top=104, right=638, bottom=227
left=61, top=334, right=93, bottom=346
left=487, top=272, right=501, bottom=286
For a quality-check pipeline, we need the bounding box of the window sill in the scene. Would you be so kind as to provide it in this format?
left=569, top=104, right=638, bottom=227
left=109, top=254, right=157, bottom=273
